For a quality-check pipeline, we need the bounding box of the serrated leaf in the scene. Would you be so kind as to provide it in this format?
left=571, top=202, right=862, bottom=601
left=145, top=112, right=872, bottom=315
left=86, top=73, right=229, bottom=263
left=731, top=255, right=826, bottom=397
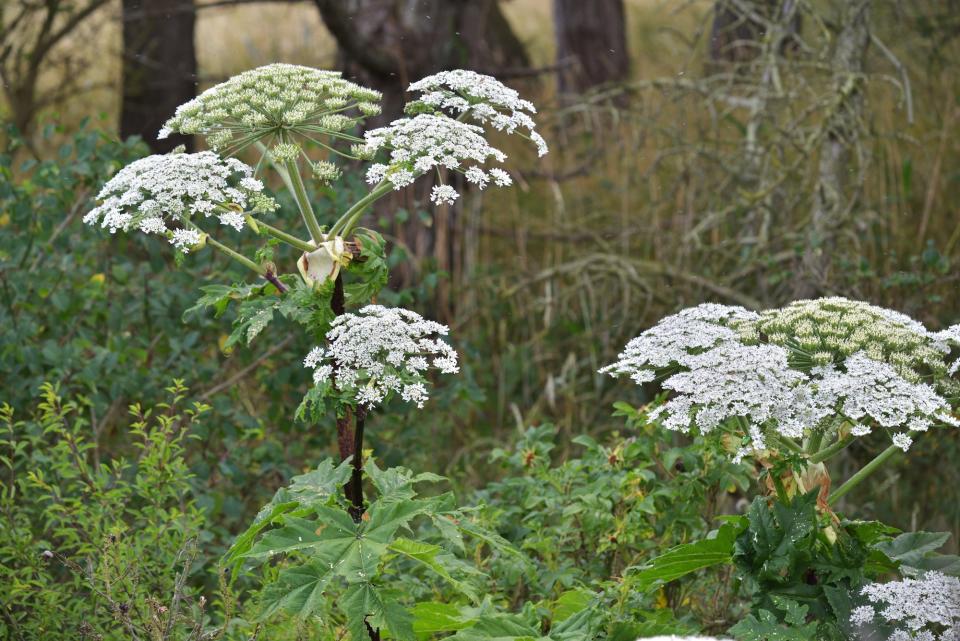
left=258, top=558, right=337, bottom=620
left=388, top=537, right=479, bottom=601
left=728, top=603, right=818, bottom=640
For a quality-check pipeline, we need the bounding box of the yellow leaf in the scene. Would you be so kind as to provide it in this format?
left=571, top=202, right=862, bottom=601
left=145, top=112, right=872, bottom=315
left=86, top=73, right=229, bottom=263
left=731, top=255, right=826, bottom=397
left=655, top=589, right=668, bottom=609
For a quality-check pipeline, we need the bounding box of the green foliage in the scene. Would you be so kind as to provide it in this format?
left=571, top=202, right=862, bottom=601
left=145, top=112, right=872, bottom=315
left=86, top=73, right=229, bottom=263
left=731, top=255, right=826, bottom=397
left=233, top=459, right=517, bottom=639
left=0, top=382, right=210, bottom=640
left=728, top=597, right=820, bottom=641
left=627, top=521, right=745, bottom=593
left=475, top=419, right=752, bottom=634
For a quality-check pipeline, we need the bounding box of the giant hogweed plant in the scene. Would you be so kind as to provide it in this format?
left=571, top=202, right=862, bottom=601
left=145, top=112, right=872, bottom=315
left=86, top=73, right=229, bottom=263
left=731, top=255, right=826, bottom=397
left=601, top=299, right=960, bottom=639
left=84, top=65, right=564, bottom=640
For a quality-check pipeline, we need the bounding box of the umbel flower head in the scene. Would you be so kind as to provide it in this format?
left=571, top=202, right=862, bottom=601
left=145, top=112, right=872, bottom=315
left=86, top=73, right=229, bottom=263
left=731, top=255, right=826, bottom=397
left=406, top=69, right=549, bottom=157
left=303, top=305, right=459, bottom=409
left=601, top=298, right=960, bottom=462
left=742, top=297, right=958, bottom=392
left=362, top=114, right=512, bottom=205
left=83, top=151, right=271, bottom=252
left=160, top=63, right=382, bottom=152
left=850, top=571, right=960, bottom=641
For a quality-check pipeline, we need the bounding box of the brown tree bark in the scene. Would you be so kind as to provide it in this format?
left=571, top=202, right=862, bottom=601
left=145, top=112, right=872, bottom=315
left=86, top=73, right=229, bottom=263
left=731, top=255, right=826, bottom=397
left=796, top=0, right=871, bottom=298
left=313, top=0, right=531, bottom=320
left=0, top=0, right=111, bottom=139
left=121, top=0, right=197, bottom=152
left=314, top=0, right=529, bottom=121
left=708, top=0, right=801, bottom=64
left=553, top=0, right=629, bottom=94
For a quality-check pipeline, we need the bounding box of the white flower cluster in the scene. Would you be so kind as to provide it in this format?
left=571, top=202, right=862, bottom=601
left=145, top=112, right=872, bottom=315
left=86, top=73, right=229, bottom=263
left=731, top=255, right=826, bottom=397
left=598, top=303, right=760, bottom=384
left=363, top=114, right=512, bottom=205
left=601, top=299, right=960, bottom=461
left=851, top=571, right=960, bottom=641
left=815, top=354, right=958, bottom=444
left=407, top=69, right=549, bottom=157
left=935, top=324, right=960, bottom=375
left=160, top=63, right=381, bottom=150
left=303, top=305, right=459, bottom=409
left=83, top=152, right=267, bottom=251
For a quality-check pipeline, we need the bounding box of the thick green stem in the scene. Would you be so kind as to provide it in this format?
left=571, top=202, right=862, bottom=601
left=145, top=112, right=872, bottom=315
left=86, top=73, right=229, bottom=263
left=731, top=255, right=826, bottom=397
left=828, top=444, right=900, bottom=505
left=284, top=157, right=325, bottom=244
left=805, top=431, right=824, bottom=455
left=810, top=434, right=855, bottom=464
left=253, top=217, right=316, bottom=252
left=328, top=180, right=393, bottom=238
left=769, top=433, right=804, bottom=455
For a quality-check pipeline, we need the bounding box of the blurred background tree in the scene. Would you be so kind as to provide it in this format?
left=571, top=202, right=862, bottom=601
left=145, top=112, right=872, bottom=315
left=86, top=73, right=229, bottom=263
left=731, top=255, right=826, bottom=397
left=2, top=0, right=959, bottom=559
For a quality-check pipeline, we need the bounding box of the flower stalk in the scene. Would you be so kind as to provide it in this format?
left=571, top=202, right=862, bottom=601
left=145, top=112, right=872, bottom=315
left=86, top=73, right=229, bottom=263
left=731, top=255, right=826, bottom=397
left=328, top=180, right=393, bottom=238
left=252, top=216, right=316, bottom=253
left=283, top=156, right=325, bottom=244
left=828, top=443, right=901, bottom=504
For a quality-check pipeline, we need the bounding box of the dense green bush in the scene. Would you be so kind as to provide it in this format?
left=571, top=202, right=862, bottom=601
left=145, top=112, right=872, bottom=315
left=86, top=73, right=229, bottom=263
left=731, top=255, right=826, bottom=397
left=0, top=382, right=209, bottom=639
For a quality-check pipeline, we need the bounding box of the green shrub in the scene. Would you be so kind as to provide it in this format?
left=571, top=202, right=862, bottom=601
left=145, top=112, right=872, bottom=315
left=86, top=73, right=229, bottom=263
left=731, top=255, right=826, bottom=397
left=0, top=381, right=209, bottom=640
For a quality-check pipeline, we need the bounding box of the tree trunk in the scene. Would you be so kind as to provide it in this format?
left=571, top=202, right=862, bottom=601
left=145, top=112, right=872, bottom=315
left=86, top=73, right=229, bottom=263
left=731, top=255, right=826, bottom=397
left=796, top=0, right=871, bottom=297
left=313, top=0, right=530, bottom=320
left=121, top=0, right=197, bottom=152
left=708, top=0, right=801, bottom=65
left=553, top=0, right=629, bottom=94
left=314, top=0, right=529, bottom=121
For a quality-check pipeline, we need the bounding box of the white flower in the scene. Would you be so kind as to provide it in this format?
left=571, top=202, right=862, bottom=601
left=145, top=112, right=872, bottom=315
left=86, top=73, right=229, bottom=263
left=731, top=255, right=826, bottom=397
left=84, top=151, right=267, bottom=250
left=488, top=168, right=512, bottom=186
left=170, top=228, right=203, bottom=252
left=892, top=432, right=913, bottom=451
left=161, top=64, right=380, bottom=150
left=816, top=353, right=955, bottom=447
left=464, top=166, right=489, bottom=189
left=363, top=114, right=507, bottom=186
left=599, top=303, right=760, bottom=385
left=362, top=113, right=517, bottom=202
left=218, top=211, right=246, bottom=232
left=853, top=572, right=960, bottom=640
left=303, top=305, right=459, bottom=409
left=602, top=299, right=960, bottom=462
left=851, top=605, right=876, bottom=626
left=407, top=69, right=548, bottom=156
left=430, top=185, right=459, bottom=206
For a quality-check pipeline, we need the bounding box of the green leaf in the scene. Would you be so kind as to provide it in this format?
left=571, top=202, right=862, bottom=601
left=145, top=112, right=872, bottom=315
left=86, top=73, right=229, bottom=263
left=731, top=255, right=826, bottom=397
left=366, top=459, right=445, bottom=503
left=549, top=589, right=593, bottom=623
left=734, top=490, right=818, bottom=583
left=627, top=521, right=743, bottom=592
left=412, top=602, right=476, bottom=638
left=341, top=584, right=416, bottom=641
left=446, top=613, right=540, bottom=641
left=387, top=537, right=479, bottom=601
left=259, top=558, right=337, bottom=620
left=728, top=598, right=818, bottom=640
left=227, top=459, right=353, bottom=563
left=874, top=531, right=960, bottom=576
left=344, top=228, right=389, bottom=305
